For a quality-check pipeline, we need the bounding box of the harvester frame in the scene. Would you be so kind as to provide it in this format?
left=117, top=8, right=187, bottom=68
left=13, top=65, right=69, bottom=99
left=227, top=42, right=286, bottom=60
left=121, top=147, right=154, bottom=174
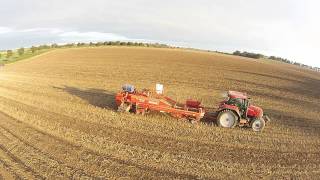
left=115, top=85, right=205, bottom=123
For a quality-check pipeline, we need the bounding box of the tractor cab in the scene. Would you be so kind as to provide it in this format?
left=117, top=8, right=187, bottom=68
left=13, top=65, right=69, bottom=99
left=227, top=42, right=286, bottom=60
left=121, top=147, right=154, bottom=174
left=225, top=91, right=249, bottom=117
left=217, top=91, right=270, bottom=131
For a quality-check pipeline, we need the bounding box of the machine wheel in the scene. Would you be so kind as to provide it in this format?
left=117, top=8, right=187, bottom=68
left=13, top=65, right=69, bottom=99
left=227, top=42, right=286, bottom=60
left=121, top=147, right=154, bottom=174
left=251, top=118, right=265, bottom=132
left=217, top=110, right=238, bottom=128
left=117, top=102, right=131, bottom=113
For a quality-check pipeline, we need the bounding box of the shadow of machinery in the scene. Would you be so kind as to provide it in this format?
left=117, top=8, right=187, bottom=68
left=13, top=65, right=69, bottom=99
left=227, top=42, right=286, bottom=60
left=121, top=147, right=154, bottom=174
left=53, top=86, right=117, bottom=110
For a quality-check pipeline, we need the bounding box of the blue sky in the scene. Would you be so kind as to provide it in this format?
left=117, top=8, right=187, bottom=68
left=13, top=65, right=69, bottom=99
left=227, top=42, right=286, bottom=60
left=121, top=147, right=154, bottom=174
left=0, top=0, right=319, bottom=67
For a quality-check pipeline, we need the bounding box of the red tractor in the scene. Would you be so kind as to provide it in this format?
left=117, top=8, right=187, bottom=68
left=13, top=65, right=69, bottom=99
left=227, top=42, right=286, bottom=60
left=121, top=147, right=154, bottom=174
left=216, top=91, right=270, bottom=131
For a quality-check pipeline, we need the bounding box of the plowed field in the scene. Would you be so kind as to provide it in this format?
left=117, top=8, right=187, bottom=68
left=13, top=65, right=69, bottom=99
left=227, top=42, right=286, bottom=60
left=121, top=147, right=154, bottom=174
left=0, top=47, right=319, bottom=179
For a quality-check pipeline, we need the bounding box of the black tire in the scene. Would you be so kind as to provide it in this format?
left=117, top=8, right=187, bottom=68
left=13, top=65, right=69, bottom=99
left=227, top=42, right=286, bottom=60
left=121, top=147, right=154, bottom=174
left=251, top=118, right=265, bottom=132
left=217, top=110, right=238, bottom=128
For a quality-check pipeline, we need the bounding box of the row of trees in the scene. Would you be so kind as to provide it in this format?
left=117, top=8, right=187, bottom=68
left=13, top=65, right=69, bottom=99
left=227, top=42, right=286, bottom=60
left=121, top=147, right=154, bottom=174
left=28, top=41, right=170, bottom=54
left=233, top=50, right=265, bottom=59
left=232, top=50, right=319, bottom=72
left=1, top=41, right=171, bottom=60
left=1, top=48, right=25, bottom=59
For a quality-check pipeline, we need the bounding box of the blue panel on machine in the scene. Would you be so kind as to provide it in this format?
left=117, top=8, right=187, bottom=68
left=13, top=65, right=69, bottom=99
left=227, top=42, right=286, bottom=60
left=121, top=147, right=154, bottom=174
left=122, top=84, right=135, bottom=93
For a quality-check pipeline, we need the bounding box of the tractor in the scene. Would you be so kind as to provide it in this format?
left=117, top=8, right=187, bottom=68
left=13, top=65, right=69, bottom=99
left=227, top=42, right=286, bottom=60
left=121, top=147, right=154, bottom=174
left=216, top=91, right=270, bottom=131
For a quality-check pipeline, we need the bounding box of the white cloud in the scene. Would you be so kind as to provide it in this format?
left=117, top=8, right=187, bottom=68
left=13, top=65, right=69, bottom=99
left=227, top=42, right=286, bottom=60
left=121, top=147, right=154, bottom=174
left=0, top=27, right=13, bottom=34
left=19, top=28, right=64, bottom=34
left=0, top=26, right=152, bottom=49
left=58, top=31, right=129, bottom=43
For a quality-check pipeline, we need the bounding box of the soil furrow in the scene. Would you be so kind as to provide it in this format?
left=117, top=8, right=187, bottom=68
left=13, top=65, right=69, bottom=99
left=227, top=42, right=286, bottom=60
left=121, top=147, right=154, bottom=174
left=0, top=144, right=44, bottom=179
left=0, top=111, right=200, bottom=179
left=0, top=94, right=319, bottom=168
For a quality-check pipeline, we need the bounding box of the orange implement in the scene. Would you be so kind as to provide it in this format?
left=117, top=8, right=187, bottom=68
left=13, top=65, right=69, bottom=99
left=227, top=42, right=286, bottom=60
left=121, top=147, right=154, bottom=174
left=115, top=85, right=205, bottom=122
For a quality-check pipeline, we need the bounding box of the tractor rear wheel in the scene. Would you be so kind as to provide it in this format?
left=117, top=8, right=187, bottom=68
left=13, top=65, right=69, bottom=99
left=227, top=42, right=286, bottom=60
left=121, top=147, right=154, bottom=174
left=217, top=110, right=238, bottom=128
left=251, top=118, right=265, bottom=132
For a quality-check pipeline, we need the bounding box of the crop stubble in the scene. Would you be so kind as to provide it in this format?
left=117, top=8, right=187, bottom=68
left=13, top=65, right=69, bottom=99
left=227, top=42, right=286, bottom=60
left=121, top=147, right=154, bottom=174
left=0, top=47, right=319, bottom=179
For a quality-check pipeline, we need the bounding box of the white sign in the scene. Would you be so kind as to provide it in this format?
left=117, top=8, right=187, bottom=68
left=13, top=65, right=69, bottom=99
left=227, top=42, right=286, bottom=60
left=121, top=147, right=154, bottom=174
left=156, top=83, right=163, bottom=94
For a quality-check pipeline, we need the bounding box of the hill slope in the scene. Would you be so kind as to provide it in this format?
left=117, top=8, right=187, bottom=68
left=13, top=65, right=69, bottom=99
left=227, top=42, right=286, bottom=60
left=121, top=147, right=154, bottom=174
left=0, top=47, right=319, bottom=178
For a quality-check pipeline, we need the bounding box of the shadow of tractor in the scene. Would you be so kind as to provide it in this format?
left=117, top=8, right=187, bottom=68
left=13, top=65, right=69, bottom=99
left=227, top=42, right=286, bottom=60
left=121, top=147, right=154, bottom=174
left=54, top=86, right=117, bottom=110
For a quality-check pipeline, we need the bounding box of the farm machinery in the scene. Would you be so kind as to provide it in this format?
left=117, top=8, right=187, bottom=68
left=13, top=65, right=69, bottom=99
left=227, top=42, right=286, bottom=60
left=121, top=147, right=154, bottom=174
left=216, top=91, right=270, bottom=131
left=115, top=84, right=270, bottom=131
left=115, top=84, right=205, bottom=123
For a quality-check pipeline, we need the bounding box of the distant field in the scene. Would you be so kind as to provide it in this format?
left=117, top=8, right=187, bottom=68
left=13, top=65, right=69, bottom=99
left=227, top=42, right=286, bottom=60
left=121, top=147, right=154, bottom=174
left=0, top=47, right=319, bottom=179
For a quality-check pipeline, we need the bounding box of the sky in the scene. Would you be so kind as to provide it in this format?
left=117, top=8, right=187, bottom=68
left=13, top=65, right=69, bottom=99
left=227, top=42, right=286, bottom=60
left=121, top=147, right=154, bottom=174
left=0, top=0, right=319, bottom=67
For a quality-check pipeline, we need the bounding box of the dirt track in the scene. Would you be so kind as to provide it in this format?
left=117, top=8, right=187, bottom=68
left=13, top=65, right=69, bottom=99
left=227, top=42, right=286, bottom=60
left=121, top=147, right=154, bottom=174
left=0, top=47, right=319, bottom=178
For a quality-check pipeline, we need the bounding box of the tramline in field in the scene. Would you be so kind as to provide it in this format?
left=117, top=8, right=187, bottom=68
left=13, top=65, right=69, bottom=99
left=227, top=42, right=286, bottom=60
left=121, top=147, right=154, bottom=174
left=115, top=84, right=271, bottom=131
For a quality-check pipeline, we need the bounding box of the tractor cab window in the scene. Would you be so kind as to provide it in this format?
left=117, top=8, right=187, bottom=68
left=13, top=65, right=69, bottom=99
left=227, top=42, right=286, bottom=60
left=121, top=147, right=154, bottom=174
left=227, top=98, right=243, bottom=106
left=227, top=98, right=247, bottom=112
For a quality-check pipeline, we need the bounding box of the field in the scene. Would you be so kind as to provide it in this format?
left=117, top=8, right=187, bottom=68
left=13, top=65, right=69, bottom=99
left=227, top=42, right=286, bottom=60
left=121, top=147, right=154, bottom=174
left=0, top=47, right=319, bottom=179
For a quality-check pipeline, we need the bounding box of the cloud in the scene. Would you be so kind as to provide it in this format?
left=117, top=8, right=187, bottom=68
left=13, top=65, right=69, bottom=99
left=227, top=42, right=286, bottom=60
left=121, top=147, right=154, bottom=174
left=0, top=26, right=143, bottom=49
left=19, top=28, right=64, bottom=34
left=0, top=27, right=13, bottom=34
left=58, top=31, right=129, bottom=43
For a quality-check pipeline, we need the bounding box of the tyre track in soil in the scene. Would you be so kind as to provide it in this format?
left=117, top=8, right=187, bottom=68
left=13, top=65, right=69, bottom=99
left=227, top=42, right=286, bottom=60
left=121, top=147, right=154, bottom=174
left=0, top=143, right=44, bottom=179
left=0, top=112, right=94, bottom=179
left=0, top=158, right=20, bottom=179
left=1, top=94, right=319, bottom=175
left=0, top=111, right=199, bottom=179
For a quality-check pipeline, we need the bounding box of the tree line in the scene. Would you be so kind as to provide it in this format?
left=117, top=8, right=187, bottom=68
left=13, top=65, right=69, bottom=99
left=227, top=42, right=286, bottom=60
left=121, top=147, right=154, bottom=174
left=232, top=50, right=320, bottom=72
left=0, top=41, right=171, bottom=60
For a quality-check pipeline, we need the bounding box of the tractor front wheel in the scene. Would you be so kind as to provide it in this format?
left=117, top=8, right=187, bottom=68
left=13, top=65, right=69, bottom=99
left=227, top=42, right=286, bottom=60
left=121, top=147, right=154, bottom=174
left=217, top=110, right=238, bottom=128
left=251, top=118, right=265, bottom=132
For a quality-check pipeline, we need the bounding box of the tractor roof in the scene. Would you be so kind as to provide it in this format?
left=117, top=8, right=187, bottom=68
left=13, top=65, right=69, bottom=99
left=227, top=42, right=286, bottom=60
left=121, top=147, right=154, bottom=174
left=228, top=91, right=248, bottom=99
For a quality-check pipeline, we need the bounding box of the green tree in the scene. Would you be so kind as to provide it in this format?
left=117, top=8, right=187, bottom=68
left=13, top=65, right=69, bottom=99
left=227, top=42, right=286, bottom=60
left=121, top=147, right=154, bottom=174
left=38, top=45, right=46, bottom=49
left=96, top=42, right=103, bottom=46
left=51, top=43, right=58, bottom=48
left=18, top=48, right=25, bottom=56
left=6, top=50, right=13, bottom=58
left=64, top=43, right=75, bottom=48
left=233, top=50, right=241, bottom=56
left=31, top=46, right=37, bottom=53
